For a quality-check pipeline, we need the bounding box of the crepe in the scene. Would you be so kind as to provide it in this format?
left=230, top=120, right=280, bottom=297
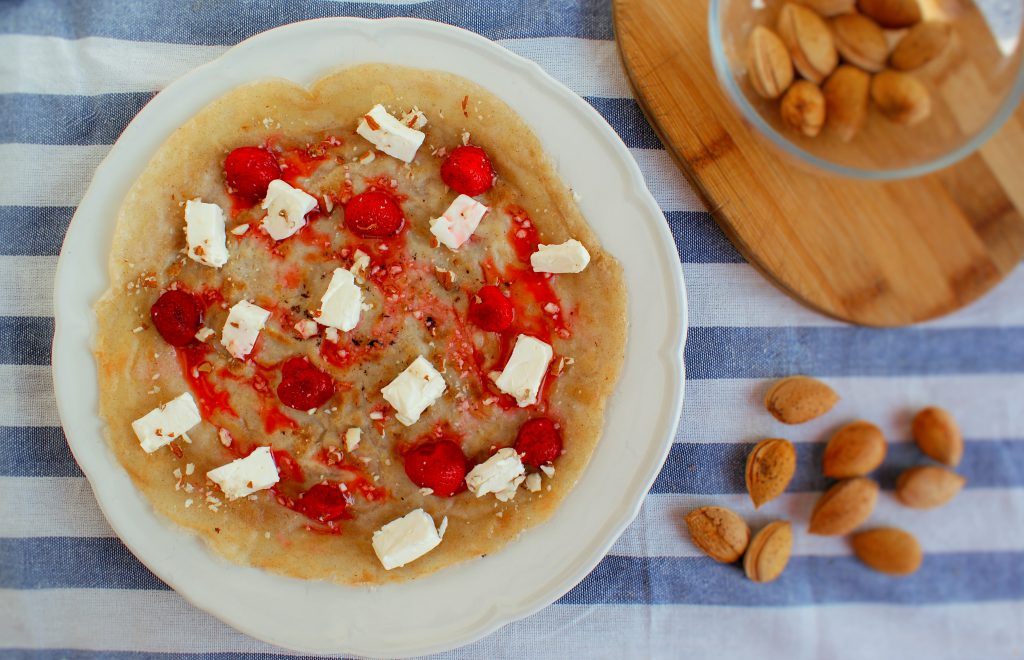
left=93, top=64, right=627, bottom=584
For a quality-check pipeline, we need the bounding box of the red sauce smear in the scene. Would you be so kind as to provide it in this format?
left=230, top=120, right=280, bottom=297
left=176, top=344, right=238, bottom=420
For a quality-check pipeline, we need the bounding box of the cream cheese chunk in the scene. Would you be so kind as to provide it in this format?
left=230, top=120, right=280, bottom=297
left=131, top=393, right=201, bottom=453
left=220, top=300, right=271, bottom=359
left=492, top=335, right=553, bottom=407
left=260, top=179, right=317, bottom=240
left=380, top=356, right=447, bottom=426
left=465, top=448, right=526, bottom=502
left=371, top=508, right=447, bottom=570
left=315, top=267, right=363, bottom=332
left=356, top=104, right=425, bottom=163
left=184, top=199, right=229, bottom=268
left=206, top=446, right=280, bottom=500
left=530, top=239, right=591, bottom=274
left=429, top=194, right=488, bottom=250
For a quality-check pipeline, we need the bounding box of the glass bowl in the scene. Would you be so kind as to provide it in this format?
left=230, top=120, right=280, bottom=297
left=709, top=0, right=1024, bottom=180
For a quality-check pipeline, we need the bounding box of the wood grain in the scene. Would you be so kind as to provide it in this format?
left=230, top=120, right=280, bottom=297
left=613, top=0, right=1024, bottom=326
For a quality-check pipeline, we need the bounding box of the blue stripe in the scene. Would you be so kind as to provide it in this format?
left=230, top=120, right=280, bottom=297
left=6, top=425, right=1020, bottom=491
left=0, top=93, right=659, bottom=151
left=0, top=0, right=614, bottom=44
left=3, top=537, right=1021, bottom=606
left=0, top=93, right=153, bottom=146
left=665, top=210, right=745, bottom=263
left=0, top=317, right=53, bottom=365
left=0, top=207, right=73, bottom=256
left=560, top=553, right=1024, bottom=605
left=651, top=440, right=1024, bottom=494
left=0, top=427, right=81, bottom=477
left=686, top=327, right=1024, bottom=378
left=0, top=653, right=321, bottom=660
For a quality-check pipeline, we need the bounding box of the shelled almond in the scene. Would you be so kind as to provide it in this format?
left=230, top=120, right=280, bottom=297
left=745, top=0, right=949, bottom=141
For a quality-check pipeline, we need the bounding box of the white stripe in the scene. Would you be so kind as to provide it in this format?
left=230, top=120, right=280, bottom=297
left=498, top=38, right=632, bottom=98
left=0, top=144, right=109, bottom=207
left=685, top=263, right=1024, bottom=328
left=7, top=478, right=1019, bottom=560
left=0, top=36, right=228, bottom=95
left=0, top=35, right=626, bottom=99
left=0, top=590, right=1017, bottom=659
left=0, top=366, right=58, bottom=427
left=0, top=257, right=56, bottom=317
left=631, top=148, right=707, bottom=212
left=681, top=375, right=1024, bottom=444
left=612, top=490, right=1024, bottom=558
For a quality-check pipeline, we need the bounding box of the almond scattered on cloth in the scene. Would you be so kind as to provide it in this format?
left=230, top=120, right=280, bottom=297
left=852, top=527, right=923, bottom=575
left=896, top=465, right=966, bottom=509
left=822, top=420, right=887, bottom=478
left=809, top=477, right=879, bottom=535
left=744, top=520, right=794, bottom=583
left=764, top=375, right=839, bottom=424
left=911, top=406, right=963, bottom=466
left=745, top=438, right=797, bottom=508
left=685, top=506, right=751, bottom=563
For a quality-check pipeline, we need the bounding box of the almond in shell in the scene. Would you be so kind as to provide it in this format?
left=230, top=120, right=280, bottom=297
left=911, top=406, right=962, bottom=466
left=748, top=26, right=795, bottom=100
left=744, top=520, right=793, bottom=583
left=852, top=527, right=923, bottom=576
left=891, top=21, right=953, bottom=71
left=808, top=477, right=879, bottom=535
left=822, top=420, right=887, bottom=478
left=796, top=0, right=856, bottom=16
left=857, top=0, right=922, bottom=29
left=824, top=65, right=871, bottom=141
left=685, top=506, right=751, bottom=563
left=746, top=438, right=798, bottom=508
left=896, top=465, right=965, bottom=508
left=764, top=375, right=839, bottom=424
left=871, top=70, right=931, bottom=125
left=831, top=12, right=888, bottom=73
left=777, top=3, right=839, bottom=85
left=780, top=80, right=827, bottom=137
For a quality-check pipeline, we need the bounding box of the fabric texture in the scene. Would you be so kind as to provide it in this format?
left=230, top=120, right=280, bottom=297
left=1, top=1, right=1022, bottom=658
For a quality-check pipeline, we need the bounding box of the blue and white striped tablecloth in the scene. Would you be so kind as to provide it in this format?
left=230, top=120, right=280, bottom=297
left=2, top=1, right=1023, bottom=658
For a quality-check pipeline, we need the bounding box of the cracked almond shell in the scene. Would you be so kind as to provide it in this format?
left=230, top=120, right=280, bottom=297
left=746, top=438, right=797, bottom=508
left=747, top=25, right=795, bottom=100
left=744, top=520, right=793, bottom=583
left=831, top=12, right=888, bottom=73
left=777, top=3, right=839, bottom=85
left=685, top=506, right=751, bottom=563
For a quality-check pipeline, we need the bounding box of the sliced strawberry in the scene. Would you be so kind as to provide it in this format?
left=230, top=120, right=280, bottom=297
left=440, top=145, right=495, bottom=196
left=515, top=417, right=563, bottom=466
left=277, top=357, right=334, bottom=410
left=224, top=146, right=281, bottom=201
left=150, top=289, right=203, bottom=347
left=295, top=482, right=349, bottom=523
left=344, top=190, right=405, bottom=238
left=468, top=285, right=514, bottom=332
left=403, top=439, right=468, bottom=497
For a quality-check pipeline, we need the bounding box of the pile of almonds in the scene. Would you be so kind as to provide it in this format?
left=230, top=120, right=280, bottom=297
left=746, top=0, right=953, bottom=140
left=685, top=375, right=967, bottom=582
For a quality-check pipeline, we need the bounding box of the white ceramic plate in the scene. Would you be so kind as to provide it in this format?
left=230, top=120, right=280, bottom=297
left=52, top=18, right=687, bottom=657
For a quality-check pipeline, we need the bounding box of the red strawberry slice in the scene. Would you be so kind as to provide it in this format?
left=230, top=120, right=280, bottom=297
left=468, top=285, right=514, bottom=332
left=150, top=289, right=203, bottom=347
left=344, top=190, right=405, bottom=238
left=515, top=417, right=563, bottom=466
left=295, top=482, right=349, bottom=523
left=277, top=357, right=335, bottom=410
left=224, top=146, right=281, bottom=201
left=440, top=145, right=495, bottom=196
left=403, top=439, right=468, bottom=497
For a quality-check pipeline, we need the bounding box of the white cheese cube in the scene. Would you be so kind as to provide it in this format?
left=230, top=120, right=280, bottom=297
left=131, top=393, right=201, bottom=453
left=184, top=199, right=229, bottom=268
left=530, top=239, right=591, bottom=274
left=206, top=446, right=279, bottom=500
left=492, top=335, right=553, bottom=407
left=356, top=104, right=425, bottom=163
left=465, top=448, right=526, bottom=502
left=429, top=194, right=488, bottom=250
left=401, top=107, right=428, bottom=130
left=220, top=300, right=271, bottom=359
left=315, top=268, right=363, bottom=332
left=371, top=508, right=446, bottom=570
left=380, top=356, right=446, bottom=426
left=345, top=427, right=362, bottom=452
left=260, top=179, right=317, bottom=240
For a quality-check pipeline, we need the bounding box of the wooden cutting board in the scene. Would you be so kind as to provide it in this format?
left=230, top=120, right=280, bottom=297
left=613, top=0, right=1024, bottom=326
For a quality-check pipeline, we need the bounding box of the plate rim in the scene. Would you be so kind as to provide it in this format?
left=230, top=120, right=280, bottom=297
left=51, top=16, right=688, bottom=657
